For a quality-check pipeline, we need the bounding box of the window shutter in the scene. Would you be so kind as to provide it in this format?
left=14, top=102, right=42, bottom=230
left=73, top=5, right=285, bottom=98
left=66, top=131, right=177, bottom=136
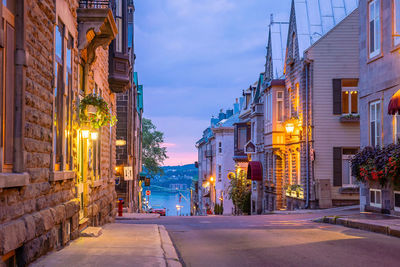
left=333, top=79, right=342, bottom=115
left=333, top=147, right=342, bottom=186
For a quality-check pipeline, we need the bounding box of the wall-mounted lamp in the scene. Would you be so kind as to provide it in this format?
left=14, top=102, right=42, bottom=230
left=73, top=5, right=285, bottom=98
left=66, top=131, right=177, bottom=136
left=116, top=139, right=127, bottom=146
left=82, top=129, right=90, bottom=139
left=91, top=131, right=99, bottom=140
left=285, top=122, right=295, bottom=137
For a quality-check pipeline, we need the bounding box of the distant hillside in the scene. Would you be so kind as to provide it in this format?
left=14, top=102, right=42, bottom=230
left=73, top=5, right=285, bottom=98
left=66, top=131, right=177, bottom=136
left=148, top=164, right=198, bottom=190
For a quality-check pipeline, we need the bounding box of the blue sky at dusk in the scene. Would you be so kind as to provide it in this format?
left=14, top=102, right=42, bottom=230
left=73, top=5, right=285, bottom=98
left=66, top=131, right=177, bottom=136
left=134, top=0, right=291, bottom=166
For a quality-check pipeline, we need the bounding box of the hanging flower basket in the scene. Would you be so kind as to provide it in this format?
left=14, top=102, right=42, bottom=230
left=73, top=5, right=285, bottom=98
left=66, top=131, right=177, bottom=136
left=79, top=94, right=117, bottom=129
left=86, top=105, right=98, bottom=114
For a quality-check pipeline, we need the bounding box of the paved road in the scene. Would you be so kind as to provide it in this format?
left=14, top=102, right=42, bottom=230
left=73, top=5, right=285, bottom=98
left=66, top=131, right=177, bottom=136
left=122, top=210, right=400, bottom=267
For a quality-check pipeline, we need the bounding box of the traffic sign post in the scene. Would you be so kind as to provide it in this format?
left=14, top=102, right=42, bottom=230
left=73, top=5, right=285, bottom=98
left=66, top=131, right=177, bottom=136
left=146, top=190, right=151, bottom=196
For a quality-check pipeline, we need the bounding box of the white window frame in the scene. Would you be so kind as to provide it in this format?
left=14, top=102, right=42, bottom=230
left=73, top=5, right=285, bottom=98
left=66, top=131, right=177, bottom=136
left=265, top=90, right=272, bottom=124
left=342, top=154, right=357, bottom=187
left=394, top=0, right=400, bottom=46
left=277, top=91, right=284, bottom=122
left=370, top=100, right=381, bottom=147
left=394, top=191, right=400, bottom=212
left=370, top=189, right=382, bottom=208
left=394, top=114, right=400, bottom=144
left=369, top=0, right=381, bottom=58
left=341, top=87, right=359, bottom=115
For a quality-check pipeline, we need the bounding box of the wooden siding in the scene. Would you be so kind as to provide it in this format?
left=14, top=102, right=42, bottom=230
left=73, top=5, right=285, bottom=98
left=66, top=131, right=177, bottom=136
left=305, top=10, right=360, bottom=200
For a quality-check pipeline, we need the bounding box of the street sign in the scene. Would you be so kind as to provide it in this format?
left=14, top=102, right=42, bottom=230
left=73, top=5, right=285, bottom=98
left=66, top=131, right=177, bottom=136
left=124, top=167, right=133, bottom=181
left=146, top=190, right=151, bottom=196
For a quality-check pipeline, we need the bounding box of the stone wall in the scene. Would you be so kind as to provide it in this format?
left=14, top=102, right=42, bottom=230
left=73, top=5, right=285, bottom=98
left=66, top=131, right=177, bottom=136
left=0, top=0, right=117, bottom=265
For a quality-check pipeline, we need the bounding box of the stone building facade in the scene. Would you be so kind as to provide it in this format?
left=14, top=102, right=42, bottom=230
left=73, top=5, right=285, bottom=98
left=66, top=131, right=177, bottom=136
left=358, top=0, right=400, bottom=214
left=0, top=0, right=120, bottom=265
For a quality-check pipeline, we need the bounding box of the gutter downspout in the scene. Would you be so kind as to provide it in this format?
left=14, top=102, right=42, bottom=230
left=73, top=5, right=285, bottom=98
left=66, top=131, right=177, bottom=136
left=305, top=60, right=310, bottom=209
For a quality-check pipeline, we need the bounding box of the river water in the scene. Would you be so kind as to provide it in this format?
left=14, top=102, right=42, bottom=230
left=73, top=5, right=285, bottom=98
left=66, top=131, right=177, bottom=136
left=145, top=190, right=191, bottom=216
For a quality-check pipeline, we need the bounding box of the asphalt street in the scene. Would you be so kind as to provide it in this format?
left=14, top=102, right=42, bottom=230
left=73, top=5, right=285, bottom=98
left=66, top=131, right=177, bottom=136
left=122, top=210, right=400, bottom=267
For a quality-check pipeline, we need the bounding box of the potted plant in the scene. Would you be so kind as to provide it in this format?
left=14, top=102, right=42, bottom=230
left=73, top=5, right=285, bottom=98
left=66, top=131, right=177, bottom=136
left=79, top=94, right=117, bottom=129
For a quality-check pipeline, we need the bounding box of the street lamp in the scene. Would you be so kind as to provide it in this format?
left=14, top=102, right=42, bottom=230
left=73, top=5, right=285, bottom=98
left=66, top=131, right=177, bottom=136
left=209, top=176, right=215, bottom=183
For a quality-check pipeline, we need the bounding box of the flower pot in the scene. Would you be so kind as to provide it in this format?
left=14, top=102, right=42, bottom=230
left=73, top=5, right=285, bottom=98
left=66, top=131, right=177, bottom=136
left=87, top=105, right=97, bottom=114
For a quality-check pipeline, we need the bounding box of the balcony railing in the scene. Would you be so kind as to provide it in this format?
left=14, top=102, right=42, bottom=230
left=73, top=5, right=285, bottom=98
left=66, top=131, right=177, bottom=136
left=79, top=0, right=111, bottom=8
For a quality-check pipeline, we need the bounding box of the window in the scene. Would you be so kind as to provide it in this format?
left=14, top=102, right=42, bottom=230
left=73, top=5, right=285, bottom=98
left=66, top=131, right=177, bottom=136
left=394, top=0, right=400, bottom=46
left=218, top=142, right=222, bottom=153
left=394, top=114, right=400, bottom=144
left=288, top=153, right=293, bottom=184
left=341, top=89, right=358, bottom=114
left=54, top=23, right=64, bottom=170
left=90, top=130, right=101, bottom=181
left=342, top=154, right=357, bottom=187
left=128, top=22, right=133, bottom=48
left=394, top=191, right=400, bottom=212
left=294, top=83, right=299, bottom=116
left=54, top=21, right=74, bottom=171
left=1, top=2, right=15, bottom=171
left=370, top=101, right=381, bottom=147
left=370, top=189, right=382, bottom=208
left=277, top=91, right=283, bottom=122
left=237, top=126, right=247, bottom=151
left=288, top=88, right=292, bottom=117
left=369, top=0, right=381, bottom=58
left=265, top=90, right=272, bottom=124
left=296, top=152, right=300, bottom=185
left=218, top=165, right=221, bottom=181
left=115, top=0, right=123, bottom=53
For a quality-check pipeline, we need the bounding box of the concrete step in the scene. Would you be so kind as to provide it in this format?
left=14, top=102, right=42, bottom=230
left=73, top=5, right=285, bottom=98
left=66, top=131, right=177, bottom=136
left=78, top=217, right=89, bottom=232
left=80, top=227, right=103, bottom=237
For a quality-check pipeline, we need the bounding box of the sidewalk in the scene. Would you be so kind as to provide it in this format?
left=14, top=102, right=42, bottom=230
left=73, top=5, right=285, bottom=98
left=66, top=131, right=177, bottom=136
left=315, top=212, right=400, bottom=238
left=31, top=223, right=181, bottom=267
left=272, top=205, right=360, bottom=215
left=115, top=212, right=161, bottom=220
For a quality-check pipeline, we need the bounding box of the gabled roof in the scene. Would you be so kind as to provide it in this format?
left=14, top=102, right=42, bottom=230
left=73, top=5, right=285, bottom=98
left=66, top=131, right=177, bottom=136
left=291, top=0, right=358, bottom=57
left=253, top=73, right=264, bottom=104
left=264, top=15, right=289, bottom=82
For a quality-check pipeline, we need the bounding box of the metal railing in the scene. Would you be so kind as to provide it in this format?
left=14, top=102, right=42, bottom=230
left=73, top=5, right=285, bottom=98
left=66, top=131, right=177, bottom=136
left=79, top=0, right=111, bottom=8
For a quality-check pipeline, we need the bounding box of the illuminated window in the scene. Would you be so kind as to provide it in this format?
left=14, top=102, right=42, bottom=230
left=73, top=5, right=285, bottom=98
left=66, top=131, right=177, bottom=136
left=394, top=0, right=400, bottom=46
left=370, top=101, right=381, bottom=147
left=369, top=0, right=381, bottom=58
left=295, top=83, right=299, bottom=116
left=277, top=91, right=284, bottom=122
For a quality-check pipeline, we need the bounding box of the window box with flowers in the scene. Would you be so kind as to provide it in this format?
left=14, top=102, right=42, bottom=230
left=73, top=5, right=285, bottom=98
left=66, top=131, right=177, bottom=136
left=340, top=114, right=360, bottom=123
left=351, top=144, right=400, bottom=189
left=285, top=184, right=304, bottom=199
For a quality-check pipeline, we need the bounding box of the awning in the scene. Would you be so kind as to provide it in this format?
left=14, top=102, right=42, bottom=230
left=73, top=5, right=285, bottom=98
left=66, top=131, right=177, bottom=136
left=247, top=161, right=263, bottom=181
left=388, top=90, right=400, bottom=115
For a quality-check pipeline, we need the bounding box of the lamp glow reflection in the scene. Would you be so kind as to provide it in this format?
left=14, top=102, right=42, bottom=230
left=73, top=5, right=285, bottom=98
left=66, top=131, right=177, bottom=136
left=91, top=131, right=99, bottom=140
left=82, top=129, right=90, bottom=139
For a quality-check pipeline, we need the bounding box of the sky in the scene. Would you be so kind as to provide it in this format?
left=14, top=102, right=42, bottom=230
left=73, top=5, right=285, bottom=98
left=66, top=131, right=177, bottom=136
left=134, top=0, right=291, bottom=166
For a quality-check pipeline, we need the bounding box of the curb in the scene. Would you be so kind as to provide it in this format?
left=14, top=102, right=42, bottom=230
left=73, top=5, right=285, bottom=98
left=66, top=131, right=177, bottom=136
left=315, top=216, right=398, bottom=238
left=115, top=214, right=161, bottom=221
left=158, top=225, right=182, bottom=267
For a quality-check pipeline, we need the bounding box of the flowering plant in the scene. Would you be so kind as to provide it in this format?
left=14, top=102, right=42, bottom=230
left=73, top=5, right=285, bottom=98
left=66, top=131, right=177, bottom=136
left=351, top=144, right=400, bottom=187
left=79, top=94, right=117, bottom=129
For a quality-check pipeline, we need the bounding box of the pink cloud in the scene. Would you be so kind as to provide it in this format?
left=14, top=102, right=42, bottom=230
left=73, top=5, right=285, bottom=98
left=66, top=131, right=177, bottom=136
left=161, top=142, right=177, bottom=148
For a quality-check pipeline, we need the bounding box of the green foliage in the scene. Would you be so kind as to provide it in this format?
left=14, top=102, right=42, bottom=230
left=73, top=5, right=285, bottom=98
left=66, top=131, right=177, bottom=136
left=79, top=94, right=116, bottom=129
left=228, top=170, right=251, bottom=214
left=142, top=118, right=168, bottom=177
left=351, top=144, right=400, bottom=187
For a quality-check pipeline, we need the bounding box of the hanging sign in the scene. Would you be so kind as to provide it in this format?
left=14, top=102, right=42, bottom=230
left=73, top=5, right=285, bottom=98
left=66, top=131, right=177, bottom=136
left=124, top=167, right=133, bottom=181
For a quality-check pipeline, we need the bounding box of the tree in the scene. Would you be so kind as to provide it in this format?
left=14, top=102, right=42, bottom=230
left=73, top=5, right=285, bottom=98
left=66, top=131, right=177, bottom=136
left=228, top=169, right=251, bottom=215
left=142, top=118, right=168, bottom=177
